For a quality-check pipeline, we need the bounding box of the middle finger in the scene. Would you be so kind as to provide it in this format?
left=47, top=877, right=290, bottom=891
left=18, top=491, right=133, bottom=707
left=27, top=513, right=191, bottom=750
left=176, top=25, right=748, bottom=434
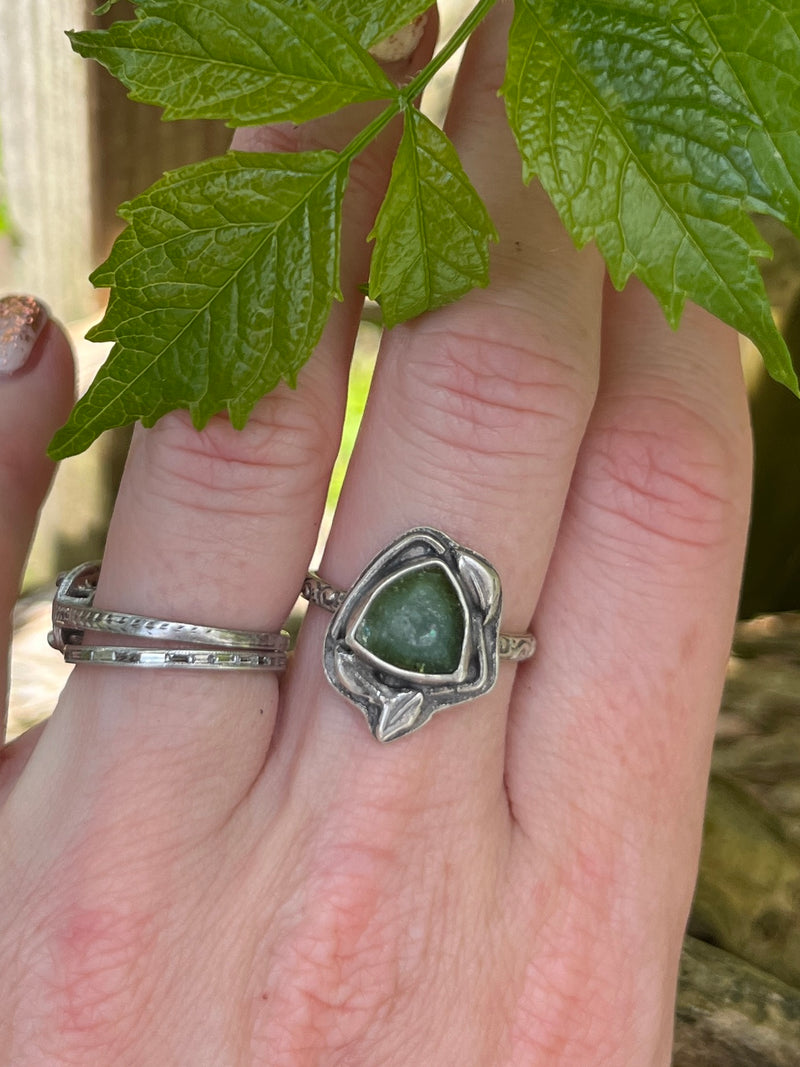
left=286, top=6, right=606, bottom=810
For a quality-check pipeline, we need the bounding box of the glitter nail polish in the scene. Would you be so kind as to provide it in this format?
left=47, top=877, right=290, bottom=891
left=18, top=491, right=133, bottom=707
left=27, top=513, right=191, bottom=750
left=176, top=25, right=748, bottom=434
left=0, top=295, right=49, bottom=376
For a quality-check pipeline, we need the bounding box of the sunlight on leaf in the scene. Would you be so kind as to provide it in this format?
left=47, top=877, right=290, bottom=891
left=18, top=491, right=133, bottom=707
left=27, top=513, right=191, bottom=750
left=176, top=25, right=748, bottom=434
left=503, top=0, right=798, bottom=393
left=70, top=0, right=394, bottom=126
left=295, top=0, right=433, bottom=50
left=674, top=0, right=800, bottom=231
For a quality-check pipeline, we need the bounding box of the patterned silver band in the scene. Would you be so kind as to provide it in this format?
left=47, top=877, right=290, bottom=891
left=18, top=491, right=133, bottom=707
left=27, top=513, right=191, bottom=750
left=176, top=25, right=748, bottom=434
left=49, top=562, right=289, bottom=654
left=301, top=574, right=536, bottom=662
left=64, top=647, right=286, bottom=670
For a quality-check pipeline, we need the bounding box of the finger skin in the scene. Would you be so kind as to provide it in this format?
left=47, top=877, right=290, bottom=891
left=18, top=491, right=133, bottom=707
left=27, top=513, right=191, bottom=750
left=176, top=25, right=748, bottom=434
left=505, top=284, right=752, bottom=1062
left=0, top=315, right=74, bottom=741
left=10, top=25, right=440, bottom=848
left=284, top=13, right=750, bottom=1061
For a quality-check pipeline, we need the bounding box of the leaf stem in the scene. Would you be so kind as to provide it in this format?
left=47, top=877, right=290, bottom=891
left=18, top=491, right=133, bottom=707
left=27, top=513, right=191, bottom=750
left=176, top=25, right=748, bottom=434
left=340, top=0, right=499, bottom=164
left=402, top=0, right=499, bottom=103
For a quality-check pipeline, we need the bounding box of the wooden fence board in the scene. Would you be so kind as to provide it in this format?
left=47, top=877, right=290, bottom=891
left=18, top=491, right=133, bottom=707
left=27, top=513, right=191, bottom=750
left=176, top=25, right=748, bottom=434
left=0, top=1, right=95, bottom=319
left=1, top=1, right=230, bottom=583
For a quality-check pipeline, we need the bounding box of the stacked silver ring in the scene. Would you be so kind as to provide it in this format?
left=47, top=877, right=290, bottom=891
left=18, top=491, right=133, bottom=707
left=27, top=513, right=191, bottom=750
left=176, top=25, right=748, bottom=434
left=48, top=562, right=289, bottom=671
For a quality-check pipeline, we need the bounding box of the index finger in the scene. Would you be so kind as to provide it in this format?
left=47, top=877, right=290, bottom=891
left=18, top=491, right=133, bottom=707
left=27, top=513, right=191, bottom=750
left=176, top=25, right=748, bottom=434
left=26, top=21, right=439, bottom=828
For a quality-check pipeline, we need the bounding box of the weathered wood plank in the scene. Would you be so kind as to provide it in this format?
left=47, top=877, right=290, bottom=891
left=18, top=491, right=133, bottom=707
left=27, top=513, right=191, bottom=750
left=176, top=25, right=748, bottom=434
left=88, top=1, right=231, bottom=259
left=674, top=937, right=800, bottom=1066
left=0, top=1, right=95, bottom=319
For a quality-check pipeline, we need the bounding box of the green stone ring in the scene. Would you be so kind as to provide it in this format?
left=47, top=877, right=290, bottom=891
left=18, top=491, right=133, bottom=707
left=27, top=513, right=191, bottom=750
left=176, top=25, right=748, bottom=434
left=301, top=528, right=536, bottom=742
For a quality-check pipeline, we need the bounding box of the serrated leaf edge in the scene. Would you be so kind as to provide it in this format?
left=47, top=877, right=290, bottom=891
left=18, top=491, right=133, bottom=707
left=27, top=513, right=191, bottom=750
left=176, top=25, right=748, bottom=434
left=49, top=150, right=351, bottom=458
left=69, top=0, right=395, bottom=127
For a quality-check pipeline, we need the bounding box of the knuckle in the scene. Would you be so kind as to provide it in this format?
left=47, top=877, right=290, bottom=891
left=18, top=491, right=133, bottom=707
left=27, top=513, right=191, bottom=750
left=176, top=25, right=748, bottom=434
left=576, top=396, right=751, bottom=557
left=140, top=383, right=339, bottom=521
left=509, top=828, right=664, bottom=1066
left=510, top=895, right=648, bottom=1066
left=391, top=321, right=595, bottom=478
left=248, top=841, right=424, bottom=1061
left=5, top=897, right=157, bottom=1063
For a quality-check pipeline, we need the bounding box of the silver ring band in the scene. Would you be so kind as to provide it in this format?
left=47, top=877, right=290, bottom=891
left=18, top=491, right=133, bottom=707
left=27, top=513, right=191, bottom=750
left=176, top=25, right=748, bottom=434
left=49, top=562, right=289, bottom=654
left=64, top=647, right=286, bottom=670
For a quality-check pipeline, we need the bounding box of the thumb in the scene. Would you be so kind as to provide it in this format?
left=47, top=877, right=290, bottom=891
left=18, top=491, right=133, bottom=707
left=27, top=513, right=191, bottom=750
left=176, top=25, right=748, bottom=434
left=0, top=295, right=75, bottom=740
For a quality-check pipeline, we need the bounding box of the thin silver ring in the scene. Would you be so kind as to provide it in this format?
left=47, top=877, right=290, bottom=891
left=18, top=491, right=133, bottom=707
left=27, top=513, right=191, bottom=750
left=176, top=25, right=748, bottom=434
left=64, top=646, right=286, bottom=670
left=49, top=562, right=289, bottom=654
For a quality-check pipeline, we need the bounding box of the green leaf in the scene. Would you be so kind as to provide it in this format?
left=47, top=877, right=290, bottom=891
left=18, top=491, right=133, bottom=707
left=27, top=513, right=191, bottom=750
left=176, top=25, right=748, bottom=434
left=96, top=0, right=433, bottom=53
left=672, top=0, right=800, bottom=232
left=93, top=0, right=125, bottom=14
left=48, top=150, right=348, bottom=460
left=68, top=0, right=394, bottom=126
left=503, top=0, right=799, bottom=393
left=368, top=108, right=498, bottom=329
left=301, top=0, right=433, bottom=50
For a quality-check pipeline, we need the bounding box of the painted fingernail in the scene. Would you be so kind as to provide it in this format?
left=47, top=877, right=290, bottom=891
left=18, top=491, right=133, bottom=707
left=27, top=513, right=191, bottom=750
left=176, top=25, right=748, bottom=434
left=370, top=13, right=428, bottom=63
left=0, top=294, right=49, bottom=377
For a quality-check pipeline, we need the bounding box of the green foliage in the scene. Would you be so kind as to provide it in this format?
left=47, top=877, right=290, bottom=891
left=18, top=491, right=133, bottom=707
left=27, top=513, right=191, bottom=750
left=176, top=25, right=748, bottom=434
left=49, top=151, right=347, bottom=458
left=502, top=0, right=791, bottom=388
left=93, top=1, right=125, bottom=14
left=292, top=0, right=434, bottom=50
left=69, top=0, right=394, bottom=126
left=369, top=108, right=498, bottom=328
left=0, top=141, right=9, bottom=237
left=327, top=325, right=378, bottom=508
left=676, top=0, right=800, bottom=230
left=51, top=0, right=800, bottom=459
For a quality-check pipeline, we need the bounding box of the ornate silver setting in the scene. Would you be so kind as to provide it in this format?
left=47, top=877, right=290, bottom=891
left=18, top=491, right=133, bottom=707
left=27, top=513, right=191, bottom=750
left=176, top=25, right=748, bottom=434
left=303, top=528, right=535, bottom=742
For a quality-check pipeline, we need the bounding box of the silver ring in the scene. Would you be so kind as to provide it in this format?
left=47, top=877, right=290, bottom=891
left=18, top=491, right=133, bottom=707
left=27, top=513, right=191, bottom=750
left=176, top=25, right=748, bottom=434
left=64, top=647, right=286, bottom=670
left=301, top=527, right=536, bottom=742
left=49, top=562, right=289, bottom=654
left=49, top=561, right=288, bottom=671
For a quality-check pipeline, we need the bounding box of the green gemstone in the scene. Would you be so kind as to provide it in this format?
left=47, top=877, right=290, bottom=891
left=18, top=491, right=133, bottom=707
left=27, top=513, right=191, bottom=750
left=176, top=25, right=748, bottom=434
left=354, top=565, right=465, bottom=675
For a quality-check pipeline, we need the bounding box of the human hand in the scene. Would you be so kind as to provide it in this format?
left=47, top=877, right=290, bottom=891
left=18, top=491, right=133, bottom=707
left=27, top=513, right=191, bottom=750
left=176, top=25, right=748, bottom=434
left=0, top=7, right=751, bottom=1064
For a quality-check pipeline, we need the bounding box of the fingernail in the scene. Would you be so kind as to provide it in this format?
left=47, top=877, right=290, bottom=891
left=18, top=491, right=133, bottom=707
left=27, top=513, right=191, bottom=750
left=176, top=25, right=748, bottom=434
left=370, top=13, right=428, bottom=63
left=0, top=294, right=50, bottom=377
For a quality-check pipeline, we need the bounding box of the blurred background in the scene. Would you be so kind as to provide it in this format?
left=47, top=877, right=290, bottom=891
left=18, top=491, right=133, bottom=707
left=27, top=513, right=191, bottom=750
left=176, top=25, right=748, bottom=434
left=2, top=3, right=800, bottom=1062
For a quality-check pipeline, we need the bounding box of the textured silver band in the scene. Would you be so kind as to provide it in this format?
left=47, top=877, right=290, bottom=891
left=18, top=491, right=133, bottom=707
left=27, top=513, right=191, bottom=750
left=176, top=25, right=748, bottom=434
left=49, top=562, right=288, bottom=654
left=64, top=647, right=286, bottom=670
left=302, top=574, right=536, bottom=661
